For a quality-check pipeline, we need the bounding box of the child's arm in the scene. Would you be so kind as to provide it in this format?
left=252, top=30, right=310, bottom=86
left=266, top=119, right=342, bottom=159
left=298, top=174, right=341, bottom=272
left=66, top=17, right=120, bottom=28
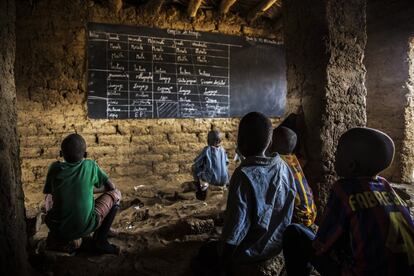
left=44, top=194, right=53, bottom=212
left=220, top=170, right=252, bottom=261
left=43, top=162, right=57, bottom=212
left=193, top=147, right=208, bottom=180
left=93, top=179, right=116, bottom=193
left=92, top=161, right=117, bottom=194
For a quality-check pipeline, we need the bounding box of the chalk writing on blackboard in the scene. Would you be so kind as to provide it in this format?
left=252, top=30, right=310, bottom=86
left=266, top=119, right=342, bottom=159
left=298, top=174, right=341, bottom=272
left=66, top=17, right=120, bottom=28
left=88, top=28, right=236, bottom=119
left=87, top=23, right=286, bottom=119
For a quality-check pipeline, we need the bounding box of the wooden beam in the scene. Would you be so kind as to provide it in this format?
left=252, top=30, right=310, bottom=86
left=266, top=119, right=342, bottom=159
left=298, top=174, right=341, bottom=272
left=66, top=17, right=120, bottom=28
left=187, top=0, right=203, bottom=18
left=145, top=0, right=165, bottom=15
left=247, top=0, right=281, bottom=23
left=109, top=0, right=123, bottom=14
left=219, top=0, right=237, bottom=15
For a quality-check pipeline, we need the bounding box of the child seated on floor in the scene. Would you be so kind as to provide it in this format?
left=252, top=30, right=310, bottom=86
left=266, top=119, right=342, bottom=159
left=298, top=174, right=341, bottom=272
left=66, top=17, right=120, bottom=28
left=43, top=133, right=121, bottom=254
left=268, top=126, right=317, bottom=227
left=283, top=127, right=414, bottom=276
left=192, top=130, right=229, bottom=200
left=192, top=112, right=297, bottom=275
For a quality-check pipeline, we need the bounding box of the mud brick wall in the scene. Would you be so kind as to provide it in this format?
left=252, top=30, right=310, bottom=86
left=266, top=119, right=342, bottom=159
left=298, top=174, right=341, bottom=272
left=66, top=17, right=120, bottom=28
left=284, top=0, right=367, bottom=208
left=402, top=38, right=414, bottom=183
left=0, top=0, right=29, bottom=273
left=365, top=0, right=414, bottom=183
left=15, top=0, right=296, bottom=213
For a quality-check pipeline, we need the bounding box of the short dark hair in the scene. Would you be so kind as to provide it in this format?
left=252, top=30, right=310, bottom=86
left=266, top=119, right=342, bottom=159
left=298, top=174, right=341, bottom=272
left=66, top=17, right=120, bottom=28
left=237, top=112, right=272, bottom=157
left=270, top=126, right=297, bottom=154
left=335, top=127, right=395, bottom=177
left=61, top=133, right=86, bottom=163
left=207, top=130, right=221, bottom=146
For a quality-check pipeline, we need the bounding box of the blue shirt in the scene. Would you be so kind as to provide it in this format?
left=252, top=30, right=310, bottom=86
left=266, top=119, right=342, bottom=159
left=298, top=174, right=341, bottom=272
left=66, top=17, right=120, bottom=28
left=193, top=146, right=229, bottom=186
left=221, top=155, right=296, bottom=262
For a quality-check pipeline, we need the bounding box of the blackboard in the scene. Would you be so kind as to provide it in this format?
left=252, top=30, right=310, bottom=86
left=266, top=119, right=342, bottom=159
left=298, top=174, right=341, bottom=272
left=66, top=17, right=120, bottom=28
left=87, top=22, right=286, bottom=119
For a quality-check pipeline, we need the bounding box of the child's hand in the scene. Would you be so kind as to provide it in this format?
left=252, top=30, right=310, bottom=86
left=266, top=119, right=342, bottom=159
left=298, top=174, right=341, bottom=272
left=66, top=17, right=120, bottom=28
left=45, top=194, right=53, bottom=212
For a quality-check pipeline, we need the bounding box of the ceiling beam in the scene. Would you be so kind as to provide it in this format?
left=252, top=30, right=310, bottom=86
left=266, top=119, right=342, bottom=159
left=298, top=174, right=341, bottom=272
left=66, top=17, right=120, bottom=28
left=109, top=0, right=123, bottom=14
left=145, top=0, right=165, bottom=15
left=187, top=0, right=203, bottom=18
left=219, top=0, right=237, bottom=15
left=247, top=0, right=281, bottom=23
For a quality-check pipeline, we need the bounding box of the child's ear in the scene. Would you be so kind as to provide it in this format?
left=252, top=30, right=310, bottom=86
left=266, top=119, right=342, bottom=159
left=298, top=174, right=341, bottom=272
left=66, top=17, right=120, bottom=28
left=84, top=152, right=88, bottom=158
left=59, top=151, right=63, bottom=157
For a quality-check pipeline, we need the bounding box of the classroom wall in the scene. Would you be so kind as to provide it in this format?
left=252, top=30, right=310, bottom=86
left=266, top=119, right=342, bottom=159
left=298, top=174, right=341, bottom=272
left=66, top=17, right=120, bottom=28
left=0, top=0, right=29, bottom=273
left=365, top=0, right=414, bottom=183
left=15, top=0, right=295, bottom=214
left=284, top=0, right=367, bottom=208
left=403, top=38, right=414, bottom=183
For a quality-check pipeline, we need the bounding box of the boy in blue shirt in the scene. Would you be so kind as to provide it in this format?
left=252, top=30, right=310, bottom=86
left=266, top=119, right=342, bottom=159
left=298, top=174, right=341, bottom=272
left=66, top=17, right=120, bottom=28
left=193, top=130, right=229, bottom=200
left=193, top=112, right=296, bottom=274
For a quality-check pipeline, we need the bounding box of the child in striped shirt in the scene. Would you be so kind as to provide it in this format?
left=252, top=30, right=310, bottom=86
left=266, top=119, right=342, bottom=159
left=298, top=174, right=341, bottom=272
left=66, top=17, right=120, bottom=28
left=268, top=126, right=317, bottom=227
left=282, top=127, right=414, bottom=276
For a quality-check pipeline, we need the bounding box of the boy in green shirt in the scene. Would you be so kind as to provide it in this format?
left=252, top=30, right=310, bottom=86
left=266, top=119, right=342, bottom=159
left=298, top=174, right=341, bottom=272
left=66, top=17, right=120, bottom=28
left=44, top=134, right=121, bottom=254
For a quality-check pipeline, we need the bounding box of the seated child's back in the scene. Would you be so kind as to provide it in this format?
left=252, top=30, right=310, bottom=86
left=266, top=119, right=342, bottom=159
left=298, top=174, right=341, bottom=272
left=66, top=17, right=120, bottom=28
left=282, top=127, right=414, bottom=276
left=221, top=112, right=296, bottom=263
left=269, top=126, right=317, bottom=227
left=44, top=159, right=108, bottom=240
left=193, top=130, right=229, bottom=186
left=44, top=134, right=121, bottom=254
left=314, top=128, right=414, bottom=275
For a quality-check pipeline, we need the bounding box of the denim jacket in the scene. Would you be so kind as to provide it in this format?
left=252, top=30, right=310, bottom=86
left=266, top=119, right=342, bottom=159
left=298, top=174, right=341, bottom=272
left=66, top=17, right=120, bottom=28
left=193, top=146, right=229, bottom=186
left=221, top=155, right=296, bottom=262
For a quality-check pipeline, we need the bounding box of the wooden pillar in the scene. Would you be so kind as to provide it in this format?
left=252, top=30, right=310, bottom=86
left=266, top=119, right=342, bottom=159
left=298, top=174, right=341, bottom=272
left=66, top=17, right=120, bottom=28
left=284, top=0, right=367, bottom=207
left=0, top=0, right=29, bottom=274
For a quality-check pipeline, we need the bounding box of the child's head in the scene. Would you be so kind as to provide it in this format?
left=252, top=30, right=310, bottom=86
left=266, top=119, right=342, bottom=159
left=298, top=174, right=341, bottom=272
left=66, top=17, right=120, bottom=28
left=335, top=127, right=395, bottom=178
left=237, top=112, right=272, bottom=157
left=269, top=126, right=297, bottom=155
left=207, top=130, right=221, bottom=146
left=61, top=133, right=87, bottom=163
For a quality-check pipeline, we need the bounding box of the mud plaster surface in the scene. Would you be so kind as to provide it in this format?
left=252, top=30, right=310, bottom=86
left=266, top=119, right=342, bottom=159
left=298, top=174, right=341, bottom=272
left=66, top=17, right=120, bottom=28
left=0, top=0, right=29, bottom=273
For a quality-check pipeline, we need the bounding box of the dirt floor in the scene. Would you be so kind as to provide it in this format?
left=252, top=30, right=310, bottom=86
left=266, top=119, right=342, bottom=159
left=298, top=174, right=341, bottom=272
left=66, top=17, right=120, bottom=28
left=27, top=183, right=228, bottom=275
left=25, top=179, right=414, bottom=276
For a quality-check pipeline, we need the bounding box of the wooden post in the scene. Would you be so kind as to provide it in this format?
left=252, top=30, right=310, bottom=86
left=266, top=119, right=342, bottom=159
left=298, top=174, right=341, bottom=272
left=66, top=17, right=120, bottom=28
left=187, top=0, right=203, bottom=18
left=109, top=0, right=123, bottom=14
left=247, top=0, right=280, bottom=23
left=145, top=0, right=165, bottom=15
left=219, top=0, right=237, bottom=15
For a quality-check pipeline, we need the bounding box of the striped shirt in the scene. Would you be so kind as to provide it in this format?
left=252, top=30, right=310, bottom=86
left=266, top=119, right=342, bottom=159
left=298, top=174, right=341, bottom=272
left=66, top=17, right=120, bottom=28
left=281, top=154, right=317, bottom=227
left=313, top=176, right=414, bottom=276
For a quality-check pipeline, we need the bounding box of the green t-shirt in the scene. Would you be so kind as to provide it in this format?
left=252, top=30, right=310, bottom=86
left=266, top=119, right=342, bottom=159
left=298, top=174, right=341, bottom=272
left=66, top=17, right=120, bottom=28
left=43, top=159, right=109, bottom=240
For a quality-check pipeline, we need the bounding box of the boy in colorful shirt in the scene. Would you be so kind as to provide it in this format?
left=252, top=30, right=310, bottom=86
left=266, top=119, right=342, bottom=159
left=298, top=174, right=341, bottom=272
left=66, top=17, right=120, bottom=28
left=192, top=112, right=296, bottom=274
left=192, top=130, right=229, bottom=200
left=269, top=126, right=317, bottom=227
left=282, top=127, right=414, bottom=276
left=44, top=134, right=121, bottom=254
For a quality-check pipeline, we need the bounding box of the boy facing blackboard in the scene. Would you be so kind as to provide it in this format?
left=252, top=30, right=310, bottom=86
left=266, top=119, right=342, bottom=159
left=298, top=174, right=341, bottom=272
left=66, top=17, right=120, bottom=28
left=192, top=130, right=229, bottom=200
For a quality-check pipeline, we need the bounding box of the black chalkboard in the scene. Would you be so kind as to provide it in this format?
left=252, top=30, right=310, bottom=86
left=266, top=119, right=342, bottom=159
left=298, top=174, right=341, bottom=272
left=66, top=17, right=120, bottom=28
left=87, top=22, right=286, bottom=119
